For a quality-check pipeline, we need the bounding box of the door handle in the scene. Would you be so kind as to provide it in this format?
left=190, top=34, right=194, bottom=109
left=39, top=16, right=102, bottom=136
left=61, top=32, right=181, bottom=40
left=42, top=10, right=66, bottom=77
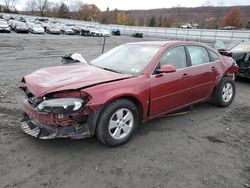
left=182, top=73, right=190, bottom=78
left=211, top=66, right=217, bottom=71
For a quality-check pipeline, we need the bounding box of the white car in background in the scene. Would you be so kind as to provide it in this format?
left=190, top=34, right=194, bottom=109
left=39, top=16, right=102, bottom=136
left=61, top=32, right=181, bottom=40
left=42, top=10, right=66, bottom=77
left=15, top=22, right=29, bottom=33
left=61, top=25, right=75, bottom=35
left=98, top=29, right=111, bottom=37
left=87, top=27, right=102, bottom=37
left=0, top=19, right=11, bottom=33
left=30, top=24, right=45, bottom=34
left=8, top=19, right=17, bottom=30
left=26, top=21, right=35, bottom=29
left=46, top=24, right=61, bottom=35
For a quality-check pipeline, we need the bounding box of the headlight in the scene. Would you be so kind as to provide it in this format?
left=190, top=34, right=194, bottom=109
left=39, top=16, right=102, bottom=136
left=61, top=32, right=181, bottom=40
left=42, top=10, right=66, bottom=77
left=36, top=98, right=85, bottom=114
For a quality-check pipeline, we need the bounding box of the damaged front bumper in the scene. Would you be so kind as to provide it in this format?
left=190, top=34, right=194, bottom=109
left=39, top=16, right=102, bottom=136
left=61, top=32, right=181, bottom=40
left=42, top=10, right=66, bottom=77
left=21, top=98, right=98, bottom=140
left=21, top=113, right=92, bottom=139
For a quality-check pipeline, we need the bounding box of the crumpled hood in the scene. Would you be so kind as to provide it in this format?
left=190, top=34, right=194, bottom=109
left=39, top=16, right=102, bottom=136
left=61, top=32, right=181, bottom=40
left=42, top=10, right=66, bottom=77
left=230, top=51, right=249, bottom=63
left=23, top=64, right=132, bottom=97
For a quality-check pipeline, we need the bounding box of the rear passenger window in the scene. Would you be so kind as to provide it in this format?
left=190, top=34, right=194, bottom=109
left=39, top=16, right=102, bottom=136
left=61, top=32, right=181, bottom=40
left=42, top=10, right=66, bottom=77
left=208, top=50, right=220, bottom=61
left=187, top=46, right=210, bottom=65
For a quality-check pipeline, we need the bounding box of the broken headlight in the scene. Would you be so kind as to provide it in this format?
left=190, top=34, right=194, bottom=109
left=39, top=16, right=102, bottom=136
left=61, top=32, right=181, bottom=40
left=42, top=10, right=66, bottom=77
left=36, top=98, right=85, bottom=114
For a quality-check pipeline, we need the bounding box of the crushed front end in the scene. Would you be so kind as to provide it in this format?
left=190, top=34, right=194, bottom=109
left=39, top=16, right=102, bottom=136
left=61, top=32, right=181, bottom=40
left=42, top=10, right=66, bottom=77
left=232, top=52, right=250, bottom=78
left=20, top=86, right=95, bottom=139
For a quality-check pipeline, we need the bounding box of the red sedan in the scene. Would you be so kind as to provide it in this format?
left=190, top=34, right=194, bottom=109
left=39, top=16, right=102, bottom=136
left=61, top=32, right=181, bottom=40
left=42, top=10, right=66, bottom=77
left=20, top=41, right=238, bottom=146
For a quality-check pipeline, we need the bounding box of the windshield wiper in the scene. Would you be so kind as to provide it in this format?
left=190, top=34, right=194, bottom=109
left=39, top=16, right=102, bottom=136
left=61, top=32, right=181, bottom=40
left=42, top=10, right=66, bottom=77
left=102, top=67, right=124, bottom=74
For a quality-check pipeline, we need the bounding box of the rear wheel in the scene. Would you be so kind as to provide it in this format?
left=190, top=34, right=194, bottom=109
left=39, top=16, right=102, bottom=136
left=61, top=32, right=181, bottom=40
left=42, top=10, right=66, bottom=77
left=96, top=99, right=139, bottom=146
left=211, top=77, right=236, bottom=107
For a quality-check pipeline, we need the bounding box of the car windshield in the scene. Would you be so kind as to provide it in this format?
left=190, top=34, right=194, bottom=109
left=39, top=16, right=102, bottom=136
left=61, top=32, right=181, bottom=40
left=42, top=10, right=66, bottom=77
left=89, top=44, right=160, bottom=76
left=50, top=25, right=58, bottom=29
left=230, top=42, right=250, bottom=52
left=34, top=25, right=42, bottom=28
left=17, top=23, right=26, bottom=27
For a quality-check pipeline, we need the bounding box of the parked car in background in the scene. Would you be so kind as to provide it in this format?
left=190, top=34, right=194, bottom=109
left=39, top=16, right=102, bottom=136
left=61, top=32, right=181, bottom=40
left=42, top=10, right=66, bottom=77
left=35, top=18, right=49, bottom=30
left=61, top=25, right=75, bottom=35
left=99, top=29, right=111, bottom=37
left=46, top=24, right=61, bottom=35
left=20, top=41, right=238, bottom=146
left=221, top=26, right=236, bottom=30
left=88, top=27, right=102, bottom=37
left=18, top=17, right=26, bottom=23
left=0, top=19, right=11, bottom=33
left=71, top=25, right=81, bottom=35
left=212, top=40, right=249, bottom=78
left=131, top=32, right=143, bottom=38
left=80, top=26, right=91, bottom=36
left=8, top=19, right=17, bottom=30
left=15, top=22, right=29, bottom=33
left=229, top=42, right=250, bottom=78
left=1, top=14, right=11, bottom=21
left=180, top=23, right=192, bottom=29
left=30, top=24, right=45, bottom=34
left=26, top=21, right=35, bottom=29
left=112, top=28, right=121, bottom=36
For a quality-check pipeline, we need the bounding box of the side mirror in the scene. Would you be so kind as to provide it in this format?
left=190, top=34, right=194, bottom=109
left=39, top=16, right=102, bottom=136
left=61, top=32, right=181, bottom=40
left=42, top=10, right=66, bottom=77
left=156, top=64, right=177, bottom=74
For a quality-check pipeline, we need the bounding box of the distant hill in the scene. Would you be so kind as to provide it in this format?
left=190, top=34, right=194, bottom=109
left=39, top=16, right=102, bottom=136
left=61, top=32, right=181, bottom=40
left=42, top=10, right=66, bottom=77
left=124, top=6, right=250, bottom=28
left=16, top=5, right=250, bottom=29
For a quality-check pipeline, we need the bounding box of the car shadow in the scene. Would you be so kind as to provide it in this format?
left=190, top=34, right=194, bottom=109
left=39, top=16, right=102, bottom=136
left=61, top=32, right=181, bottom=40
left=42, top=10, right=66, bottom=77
left=26, top=102, right=217, bottom=151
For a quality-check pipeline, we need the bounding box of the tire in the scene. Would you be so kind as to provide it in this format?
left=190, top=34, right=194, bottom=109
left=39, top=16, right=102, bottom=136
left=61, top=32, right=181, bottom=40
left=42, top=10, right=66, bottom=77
left=96, top=99, right=139, bottom=147
left=211, top=77, right=236, bottom=107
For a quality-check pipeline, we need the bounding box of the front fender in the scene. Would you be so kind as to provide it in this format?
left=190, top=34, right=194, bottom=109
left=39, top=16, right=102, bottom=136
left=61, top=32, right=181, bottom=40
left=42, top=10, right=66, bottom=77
left=81, top=75, right=150, bottom=119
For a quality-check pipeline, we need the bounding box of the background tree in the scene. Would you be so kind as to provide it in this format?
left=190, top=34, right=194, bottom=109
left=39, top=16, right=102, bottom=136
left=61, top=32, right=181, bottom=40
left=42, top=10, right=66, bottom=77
left=57, top=3, right=70, bottom=18
left=246, top=21, right=250, bottom=30
left=1, top=0, right=19, bottom=12
left=76, top=4, right=100, bottom=21
left=126, top=15, right=138, bottom=26
left=26, top=0, right=49, bottom=16
left=214, top=0, right=224, bottom=29
left=149, top=16, right=156, bottom=27
left=220, top=7, right=242, bottom=28
left=160, top=16, right=173, bottom=27
left=100, top=7, right=109, bottom=24
left=116, top=11, right=127, bottom=25
left=0, top=4, right=3, bottom=12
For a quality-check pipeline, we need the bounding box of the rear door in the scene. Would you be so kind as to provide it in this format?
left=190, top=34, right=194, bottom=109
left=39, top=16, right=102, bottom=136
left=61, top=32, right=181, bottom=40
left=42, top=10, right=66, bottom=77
left=185, top=45, right=220, bottom=103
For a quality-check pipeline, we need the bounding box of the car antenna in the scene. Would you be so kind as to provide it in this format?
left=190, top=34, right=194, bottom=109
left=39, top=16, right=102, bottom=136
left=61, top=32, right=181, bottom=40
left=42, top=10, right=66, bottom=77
left=102, top=36, right=106, bottom=54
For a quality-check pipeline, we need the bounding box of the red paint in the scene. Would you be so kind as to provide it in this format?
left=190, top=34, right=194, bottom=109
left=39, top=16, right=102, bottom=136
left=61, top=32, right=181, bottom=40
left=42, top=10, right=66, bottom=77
left=22, top=41, right=238, bottom=127
left=23, top=64, right=132, bottom=98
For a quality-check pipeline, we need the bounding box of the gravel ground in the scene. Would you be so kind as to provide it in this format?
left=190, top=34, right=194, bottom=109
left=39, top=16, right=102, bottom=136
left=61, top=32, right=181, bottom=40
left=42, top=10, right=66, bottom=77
left=0, top=33, right=249, bottom=188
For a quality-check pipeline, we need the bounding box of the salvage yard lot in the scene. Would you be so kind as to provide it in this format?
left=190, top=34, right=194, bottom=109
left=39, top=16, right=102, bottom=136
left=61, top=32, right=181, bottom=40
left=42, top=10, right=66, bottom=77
left=0, top=33, right=249, bottom=188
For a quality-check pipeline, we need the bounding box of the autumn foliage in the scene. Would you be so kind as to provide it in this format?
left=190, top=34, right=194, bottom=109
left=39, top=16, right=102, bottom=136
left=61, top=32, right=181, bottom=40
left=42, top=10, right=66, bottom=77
left=220, top=7, right=242, bottom=28
left=12, top=1, right=249, bottom=29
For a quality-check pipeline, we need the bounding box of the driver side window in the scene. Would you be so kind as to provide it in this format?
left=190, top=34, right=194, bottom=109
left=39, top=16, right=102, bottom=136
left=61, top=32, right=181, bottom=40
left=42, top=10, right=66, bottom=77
left=159, top=46, right=187, bottom=69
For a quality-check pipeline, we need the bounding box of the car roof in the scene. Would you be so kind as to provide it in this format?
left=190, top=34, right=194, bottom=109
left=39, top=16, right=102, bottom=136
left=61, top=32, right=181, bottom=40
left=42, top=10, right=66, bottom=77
left=126, top=41, right=210, bottom=47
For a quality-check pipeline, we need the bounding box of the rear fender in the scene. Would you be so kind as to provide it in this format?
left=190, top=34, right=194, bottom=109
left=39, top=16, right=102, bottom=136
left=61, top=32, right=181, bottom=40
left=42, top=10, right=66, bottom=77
left=215, top=58, right=238, bottom=85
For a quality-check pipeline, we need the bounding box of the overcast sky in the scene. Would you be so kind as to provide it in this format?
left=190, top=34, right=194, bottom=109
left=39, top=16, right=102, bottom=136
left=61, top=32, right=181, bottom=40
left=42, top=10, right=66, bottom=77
left=16, top=0, right=250, bottom=11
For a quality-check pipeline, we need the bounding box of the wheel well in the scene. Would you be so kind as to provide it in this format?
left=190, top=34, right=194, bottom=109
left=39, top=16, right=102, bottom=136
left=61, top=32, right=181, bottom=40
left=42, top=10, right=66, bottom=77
left=92, top=96, right=144, bottom=134
left=110, top=96, right=143, bottom=122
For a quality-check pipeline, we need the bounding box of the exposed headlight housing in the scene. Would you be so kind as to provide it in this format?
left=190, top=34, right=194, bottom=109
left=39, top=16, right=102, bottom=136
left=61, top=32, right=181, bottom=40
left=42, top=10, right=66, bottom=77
left=36, top=98, right=85, bottom=114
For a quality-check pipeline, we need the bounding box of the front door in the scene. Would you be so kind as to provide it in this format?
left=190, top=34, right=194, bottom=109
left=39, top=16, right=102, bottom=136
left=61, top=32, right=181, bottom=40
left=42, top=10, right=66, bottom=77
left=149, top=45, right=192, bottom=117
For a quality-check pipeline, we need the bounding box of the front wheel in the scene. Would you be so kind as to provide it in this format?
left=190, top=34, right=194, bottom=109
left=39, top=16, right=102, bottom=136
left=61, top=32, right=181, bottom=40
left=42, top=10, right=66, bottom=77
left=96, top=99, right=139, bottom=146
left=211, top=77, right=236, bottom=107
